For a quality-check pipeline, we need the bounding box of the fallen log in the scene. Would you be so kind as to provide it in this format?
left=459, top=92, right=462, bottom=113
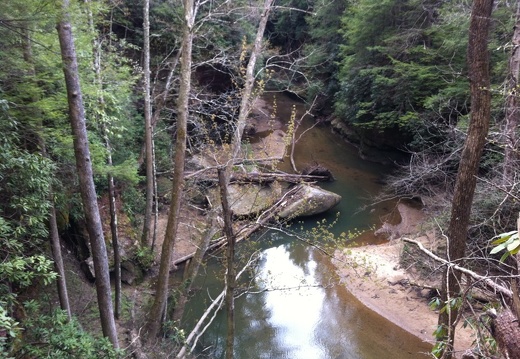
left=230, top=172, right=329, bottom=184
left=185, top=170, right=329, bottom=184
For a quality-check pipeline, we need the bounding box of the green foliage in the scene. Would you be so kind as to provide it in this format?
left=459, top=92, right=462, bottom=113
left=0, top=133, right=55, bottom=243
left=133, top=246, right=155, bottom=271
left=334, top=0, right=475, bottom=149
left=301, top=0, right=346, bottom=107
left=429, top=294, right=465, bottom=358
left=121, top=185, right=145, bottom=227
left=162, top=320, right=186, bottom=345
left=10, top=305, right=122, bottom=359
left=490, top=229, right=520, bottom=262
left=0, top=256, right=56, bottom=289
left=268, top=0, right=310, bottom=52
left=431, top=327, right=447, bottom=358
left=0, top=109, right=57, bottom=298
left=0, top=303, right=19, bottom=345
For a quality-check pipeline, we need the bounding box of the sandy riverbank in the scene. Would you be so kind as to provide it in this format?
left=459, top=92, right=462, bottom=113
left=333, top=203, right=475, bottom=358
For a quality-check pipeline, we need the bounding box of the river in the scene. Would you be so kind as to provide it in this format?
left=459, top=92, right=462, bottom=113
left=182, top=94, right=432, bottom=358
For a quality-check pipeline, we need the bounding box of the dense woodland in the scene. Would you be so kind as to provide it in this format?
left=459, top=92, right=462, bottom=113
left=1, top=0, right=520, bottom=358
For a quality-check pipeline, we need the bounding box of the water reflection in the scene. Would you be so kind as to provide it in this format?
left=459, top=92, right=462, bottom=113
left=189, top=234, right=431, bottom=359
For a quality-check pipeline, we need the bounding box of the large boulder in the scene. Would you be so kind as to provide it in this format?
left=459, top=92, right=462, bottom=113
left=278, top=184, right=341, bottom=219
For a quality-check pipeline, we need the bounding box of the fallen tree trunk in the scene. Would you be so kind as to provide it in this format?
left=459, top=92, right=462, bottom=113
left=230, top=172, right=329, bottom=184
left=185, top=170, right=330, bottom=184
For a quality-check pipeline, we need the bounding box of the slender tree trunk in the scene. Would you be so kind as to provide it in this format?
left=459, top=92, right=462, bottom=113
left=21, top=19, right=73, bottom=321
left=88, top=3, right=122, bottom=319
left=217, top=168, right=236, bottom=359
left=56, top=0, right=119, bottom=348
left=107, top=161, right=121, bottom=319
left=230, top=0, right=275, bottom=161
left=145, top=0, right=194, bottom=341
left=217, top=3, right=275, bottom=355
left=437, top=1, right=493, bottom=358
left=49, top=202, right=72, bottom=320
left=502, top=1, right=520, bottom=186
left=141, top=0, right=155, bottom=247
left=152, top=138, right=159, bottom=251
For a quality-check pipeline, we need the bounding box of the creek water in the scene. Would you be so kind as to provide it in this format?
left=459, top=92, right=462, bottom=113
left=182, top=94, right=432, bottom=358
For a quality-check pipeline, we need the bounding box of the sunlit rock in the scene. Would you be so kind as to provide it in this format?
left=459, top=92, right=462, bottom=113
left=278, top=184, right=341, bottom=219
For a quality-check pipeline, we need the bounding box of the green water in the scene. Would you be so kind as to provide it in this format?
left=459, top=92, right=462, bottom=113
left=181, top=95, right=432, bottom=358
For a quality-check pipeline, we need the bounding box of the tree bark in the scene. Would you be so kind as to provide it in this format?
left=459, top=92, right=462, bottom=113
left=108, top=169, right=121, bottom=319
left=437, top=1, right=493, bottom=358
left=141, top=0, right=155, bottom=247
left=49, top=203, right=72, bottom=320
left=144, top=0, right=194, bottom=341
left=491, top=309, right=520, bottom=358
left=230, top=0, right=275, bottom=161
left=502, top=1, right=520, bottom=186
left=56, top=0, right=119, bottom=348
left=218, top=168, right=237, bottom=359
left=87, top=2, right=122, bottom=319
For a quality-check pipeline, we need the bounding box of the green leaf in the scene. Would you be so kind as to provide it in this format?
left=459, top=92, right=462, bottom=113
left=490, top=243, right=507, bottom=255
left=500, top=251, right=511, bottom=262
left=506, top=239, right=520, bottom=253
left=491, top=230, right=518, bottom=245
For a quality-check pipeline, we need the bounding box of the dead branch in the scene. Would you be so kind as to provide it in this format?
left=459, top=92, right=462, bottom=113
left=402, top=238, right=512, bottom=298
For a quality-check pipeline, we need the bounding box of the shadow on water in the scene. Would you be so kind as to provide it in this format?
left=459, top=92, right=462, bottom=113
left=181, top=94, right=432, bottom=358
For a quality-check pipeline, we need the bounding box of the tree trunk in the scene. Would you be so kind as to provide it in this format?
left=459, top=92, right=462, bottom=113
left=230, top=0, right=275, bottom=160
left=491, top=309, right=520, bottom=358
left=108, top=169, right=121, bottom=319
left=144, top=0, right=194, bottom=341
left=88, top=3, right=122, bottom=319
left=502, top=1, right=520, bottom=186
left=49, top=203, right=72, bottom=320
left=437, top=1, right=493, bottom=358
left=218, top=168, right=236, bottom=359
left=21, top=18, right=72, bottom=322
left=217, top=3, right=275, bottom=354
left=141, top=0, right=155, bottom=247
left=56, top=0, right=119, bottom=348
